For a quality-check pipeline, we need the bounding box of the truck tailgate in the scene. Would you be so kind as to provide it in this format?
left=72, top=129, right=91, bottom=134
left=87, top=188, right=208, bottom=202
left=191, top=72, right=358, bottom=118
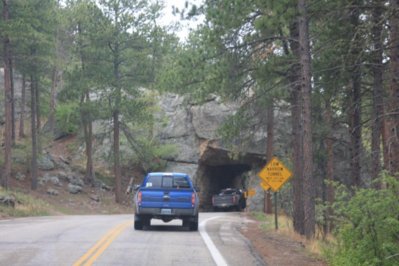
left=140, top=189, right=194, bottom=209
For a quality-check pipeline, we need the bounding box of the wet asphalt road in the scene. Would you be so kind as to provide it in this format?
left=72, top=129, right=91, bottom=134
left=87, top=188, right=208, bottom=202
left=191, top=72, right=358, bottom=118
left=0, top=212, right=265, bottom=266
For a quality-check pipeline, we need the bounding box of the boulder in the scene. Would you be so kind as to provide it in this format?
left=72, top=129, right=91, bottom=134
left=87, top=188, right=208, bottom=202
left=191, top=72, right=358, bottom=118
left=68, top=184, right=82, bottom=194
left=15, top=172, right=26, bottom=181
left=47, top=188, right=59, bottom=196
left=0, top=195, right=16, bottom=208
left=38, top=154, right=55, bottom=170
left=39, top=173, right=62, bottom=186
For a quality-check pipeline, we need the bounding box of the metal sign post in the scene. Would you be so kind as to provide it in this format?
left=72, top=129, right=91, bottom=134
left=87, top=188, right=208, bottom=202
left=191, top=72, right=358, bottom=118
left=274, top=192, right=278, bottom=230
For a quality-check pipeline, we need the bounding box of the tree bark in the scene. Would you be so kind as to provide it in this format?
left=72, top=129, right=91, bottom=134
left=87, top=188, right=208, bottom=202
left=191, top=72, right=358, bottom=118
left=30, top=75, right=38, bottom=190
left=288, top=21, right=305, bottom=235
left=2, top=0, right=12, bottom=189
left=324, top=100, right=334, bottom=233
left=76, top=22, right=95, bottom=185
left=265, top=103, right=274, bottom=214
left=19, top=74, right=26, bottom=138
left=111, top=4, right=122, bottom=204
left=48, top=67, right=58, bottom=133
left=371, top=0, right=385, bottom=184
left=386, top=0, right=399, bottom=176
left=35, top=80, right=41, bottom=132
left=348, top=1, right=363, bottom=187
left=113, top=109, right=122, bottom=203
left=10, top=58, right=15, bottom=145
left=298, top=0, right=315, bottom=238
left=81, top=92, right=95, bottom=184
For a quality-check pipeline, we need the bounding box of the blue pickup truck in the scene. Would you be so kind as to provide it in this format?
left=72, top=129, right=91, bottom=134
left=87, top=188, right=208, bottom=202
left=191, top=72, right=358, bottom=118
left=134, top=172, right=200, bottom=231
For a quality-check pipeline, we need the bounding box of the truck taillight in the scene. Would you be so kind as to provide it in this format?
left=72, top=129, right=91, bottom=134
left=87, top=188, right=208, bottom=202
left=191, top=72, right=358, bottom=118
left=137, top=191, right=142, bottom=205
left=191, top=193, right=196, bottom=207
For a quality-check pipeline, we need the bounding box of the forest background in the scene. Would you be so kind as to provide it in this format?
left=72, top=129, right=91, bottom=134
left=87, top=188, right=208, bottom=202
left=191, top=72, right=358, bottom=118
left=0, top=1, right=398, bottom=265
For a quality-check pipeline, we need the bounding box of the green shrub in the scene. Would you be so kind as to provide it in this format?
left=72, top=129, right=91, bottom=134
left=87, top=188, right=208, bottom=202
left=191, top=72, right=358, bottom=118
left=326, top=175, right=399, bottom=266
left=56, top=102, right=80, bottom=134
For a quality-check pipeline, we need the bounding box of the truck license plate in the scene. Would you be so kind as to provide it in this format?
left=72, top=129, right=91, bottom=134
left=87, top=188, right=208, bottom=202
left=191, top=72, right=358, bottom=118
left=161, top=208, right=172, bottom=215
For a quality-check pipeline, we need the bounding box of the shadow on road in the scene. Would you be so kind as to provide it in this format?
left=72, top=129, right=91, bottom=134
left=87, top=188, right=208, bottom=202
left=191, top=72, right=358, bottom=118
left=143, top=225, right=191, bottom=232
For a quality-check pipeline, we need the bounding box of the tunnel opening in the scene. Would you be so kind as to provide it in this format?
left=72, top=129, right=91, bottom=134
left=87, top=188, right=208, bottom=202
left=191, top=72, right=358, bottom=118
left=196, top=143, right=265, bottom=211
left=198, top=163, right=251, bottom=210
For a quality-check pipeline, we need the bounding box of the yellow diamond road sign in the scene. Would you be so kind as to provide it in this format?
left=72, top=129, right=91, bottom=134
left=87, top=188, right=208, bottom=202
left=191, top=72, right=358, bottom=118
left=258, top=157, right=292, bottom=192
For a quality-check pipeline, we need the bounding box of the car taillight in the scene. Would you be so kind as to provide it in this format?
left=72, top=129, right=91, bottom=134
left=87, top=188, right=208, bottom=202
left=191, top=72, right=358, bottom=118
left=137, top=191, right=142, bottom=205
left=191, top=193, right=196, bottom=207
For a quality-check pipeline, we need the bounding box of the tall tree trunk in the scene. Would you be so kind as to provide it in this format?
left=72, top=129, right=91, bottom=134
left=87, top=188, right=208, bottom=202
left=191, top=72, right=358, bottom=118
left=10, top=58, right=15, bottom=145
left=77, top=22, right=95, bottom=185
left=19, top=74, right=26, bottom=138
left=386, top=0, right=399, bottom=176
left=348, top=1, right=363, bottom=187
left=48, top=67, right=58, bottom=133
left=81, top=92, right=95, bottom=184
left=30, top=75, right=38, bottom=190
left=35, top=81, right=41, bottom=132
left=111, top=5, right=122, bottom=203
left=2, top=0, right=12, bottom=189
left=265, top=103, right=274, bottom=214
left=371, top=0, right=385, bottom=184
left=298, top=0, right=315, bottom=238
left=113, top=109, right=122, bottom=203
left=287, top=21, right=305, bottom=235
left=324, top=100, right=334, bottom=233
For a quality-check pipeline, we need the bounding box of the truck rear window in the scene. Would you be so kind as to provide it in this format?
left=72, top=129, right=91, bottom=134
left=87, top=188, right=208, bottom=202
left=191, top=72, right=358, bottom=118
left=145, top=175, right=190, bottom=189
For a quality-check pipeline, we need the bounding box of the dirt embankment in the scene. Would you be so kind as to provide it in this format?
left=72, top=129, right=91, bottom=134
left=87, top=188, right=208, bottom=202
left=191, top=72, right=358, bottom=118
left=241, top=218, right=327, bottom=266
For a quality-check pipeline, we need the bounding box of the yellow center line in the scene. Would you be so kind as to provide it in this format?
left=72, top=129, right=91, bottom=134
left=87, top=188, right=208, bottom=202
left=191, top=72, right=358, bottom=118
left=73, top=221, right=133, bottom=266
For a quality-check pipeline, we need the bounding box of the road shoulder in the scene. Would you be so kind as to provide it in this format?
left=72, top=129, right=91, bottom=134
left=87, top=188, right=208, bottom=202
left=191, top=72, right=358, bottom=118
left=240, top=214, right=327, bottom=266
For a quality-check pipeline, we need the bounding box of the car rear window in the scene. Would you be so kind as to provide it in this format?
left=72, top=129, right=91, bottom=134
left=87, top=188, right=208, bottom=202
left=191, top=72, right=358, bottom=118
left=145, top=175, right=190, bottom=189
left=220, top=189, right=236, bottom=195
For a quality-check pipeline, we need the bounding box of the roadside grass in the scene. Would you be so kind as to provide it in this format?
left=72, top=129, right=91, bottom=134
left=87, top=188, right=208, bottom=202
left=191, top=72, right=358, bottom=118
left=249, top=211, right=330, bottom=258
left=0, top=187, right=52, bottom=218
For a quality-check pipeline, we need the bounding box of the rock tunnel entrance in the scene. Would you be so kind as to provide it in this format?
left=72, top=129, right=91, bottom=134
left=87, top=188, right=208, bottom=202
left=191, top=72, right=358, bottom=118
left=196, top=143, right=265, bottom=210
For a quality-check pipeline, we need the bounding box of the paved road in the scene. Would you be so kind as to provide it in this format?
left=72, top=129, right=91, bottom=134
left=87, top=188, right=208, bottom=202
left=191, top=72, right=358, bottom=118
left=0, top=212, right=265, bottom=266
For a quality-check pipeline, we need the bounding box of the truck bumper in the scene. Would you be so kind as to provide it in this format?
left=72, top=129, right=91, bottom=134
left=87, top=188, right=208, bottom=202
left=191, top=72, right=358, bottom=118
left=137, top=207, right=197, bottom=217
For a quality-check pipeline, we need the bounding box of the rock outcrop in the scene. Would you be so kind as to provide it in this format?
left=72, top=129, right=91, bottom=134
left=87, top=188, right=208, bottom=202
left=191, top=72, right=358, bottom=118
left=152, top=93, right=274, bottom=209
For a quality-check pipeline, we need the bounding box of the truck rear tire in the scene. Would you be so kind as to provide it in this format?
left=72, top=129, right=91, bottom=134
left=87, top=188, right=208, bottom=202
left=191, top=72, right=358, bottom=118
left=189, top=215, right=198, bottom=231
left=134, top=220, right=143, bottom=230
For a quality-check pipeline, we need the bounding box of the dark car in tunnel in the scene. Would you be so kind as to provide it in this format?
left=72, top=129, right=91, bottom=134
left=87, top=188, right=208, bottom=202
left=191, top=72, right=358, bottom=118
left=212, top=188, right=246, bottom=211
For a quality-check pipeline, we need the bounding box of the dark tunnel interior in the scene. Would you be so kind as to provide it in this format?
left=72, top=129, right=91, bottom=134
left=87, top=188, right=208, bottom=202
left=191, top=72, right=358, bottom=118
left=198, top=163, right=251, bottom=210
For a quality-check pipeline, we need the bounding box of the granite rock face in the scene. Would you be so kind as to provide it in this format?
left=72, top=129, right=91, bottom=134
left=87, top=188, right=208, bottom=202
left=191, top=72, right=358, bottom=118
left=153, top=93, right=271, bottom=210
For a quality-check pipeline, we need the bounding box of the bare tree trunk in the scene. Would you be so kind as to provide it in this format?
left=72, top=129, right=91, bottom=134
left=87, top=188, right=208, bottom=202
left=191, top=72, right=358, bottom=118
left=30, top=75, right=38, bottom=190
left=19, top=75, right=26, bottom=138
left=288, top=21, right=305, bottom=235
left=10, top=58, right=15, bottom=145
left=113, top=110, right=122, bottom=203
left=298, top=0, right=315, bottom=238
left=81, top=92, right=95, bottom=184
left=48, top=67, right=58, bottom=133
left=2, top=0, right=12, bottom=189
left=348, top=1, right=363, bottom=188
left=265, top=103, right=274, bottom=214
left=76, top=22, right=95, bottom=185
left=386, top=0, right=399, bottom=176
left=35, top=82, right=41, bottom=132
left=324, top=100, right=334, bottom=233
left=371, top=0, right=385, bottom=184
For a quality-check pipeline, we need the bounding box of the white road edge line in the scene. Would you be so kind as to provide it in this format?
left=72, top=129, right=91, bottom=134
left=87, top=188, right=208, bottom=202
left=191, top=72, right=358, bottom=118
left=199, top=216, right=228, bottom=266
